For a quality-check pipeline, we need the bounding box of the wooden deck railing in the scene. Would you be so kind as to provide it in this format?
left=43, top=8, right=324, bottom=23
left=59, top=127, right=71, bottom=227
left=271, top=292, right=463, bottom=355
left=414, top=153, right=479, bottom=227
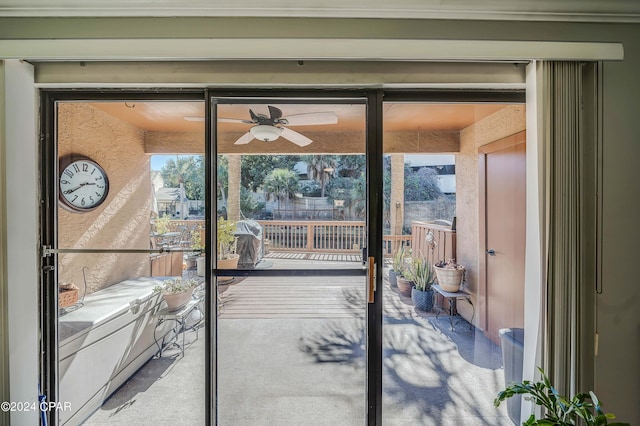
left=163, top=219, right=451, bottom=258
left=257, top=220, right=366, bottom=253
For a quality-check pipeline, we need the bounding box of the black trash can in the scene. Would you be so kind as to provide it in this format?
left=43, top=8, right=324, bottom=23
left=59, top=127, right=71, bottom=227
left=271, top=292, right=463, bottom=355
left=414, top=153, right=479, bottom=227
left=499, top=327, right=525, bottom=425
left=234, top=220, right=263, bottom=269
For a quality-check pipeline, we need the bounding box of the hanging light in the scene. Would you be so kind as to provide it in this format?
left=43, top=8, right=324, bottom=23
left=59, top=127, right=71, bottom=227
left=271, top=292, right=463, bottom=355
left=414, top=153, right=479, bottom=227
left=250, top=125, right=282, bottom=142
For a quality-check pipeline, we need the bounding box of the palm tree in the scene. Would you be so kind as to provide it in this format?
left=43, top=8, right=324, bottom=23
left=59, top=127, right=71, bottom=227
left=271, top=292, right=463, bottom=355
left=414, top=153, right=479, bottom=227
left=263, top=168, right=300, bottom=212
left=304, top=155, right=337, bottom=198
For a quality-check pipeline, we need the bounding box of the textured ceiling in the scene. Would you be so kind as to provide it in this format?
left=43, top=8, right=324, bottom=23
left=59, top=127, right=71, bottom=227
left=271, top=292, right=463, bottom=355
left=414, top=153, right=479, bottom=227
left=0, top=0, right=639, bottom=21
left=90, top=101, right=506, bottom=133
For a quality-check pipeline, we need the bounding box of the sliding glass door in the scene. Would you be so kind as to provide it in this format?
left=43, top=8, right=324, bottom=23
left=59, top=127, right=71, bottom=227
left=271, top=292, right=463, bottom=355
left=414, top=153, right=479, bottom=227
left=40, top=88, right=529, bottom=426
left=210, top=92, right=376, bottom=425
left=41, top=93, right=208, bottom=426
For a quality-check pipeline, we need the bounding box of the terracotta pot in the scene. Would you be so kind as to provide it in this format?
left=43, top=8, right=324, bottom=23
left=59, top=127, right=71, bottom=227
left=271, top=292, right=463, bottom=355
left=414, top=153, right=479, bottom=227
left=396, top=276, right=414, bottom=297
left=217, top=254, right=239, bottom=282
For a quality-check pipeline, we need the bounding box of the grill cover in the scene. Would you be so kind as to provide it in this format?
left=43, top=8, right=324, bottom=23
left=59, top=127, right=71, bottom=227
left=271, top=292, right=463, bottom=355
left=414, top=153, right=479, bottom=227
left=235, top=220, right=263, bottom=269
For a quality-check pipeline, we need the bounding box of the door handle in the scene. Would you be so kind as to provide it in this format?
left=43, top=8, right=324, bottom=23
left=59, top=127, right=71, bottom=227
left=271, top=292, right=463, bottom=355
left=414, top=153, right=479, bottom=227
left=486, top=249, right=496, bottom=256
left=368, top=257, right=376, bottom=304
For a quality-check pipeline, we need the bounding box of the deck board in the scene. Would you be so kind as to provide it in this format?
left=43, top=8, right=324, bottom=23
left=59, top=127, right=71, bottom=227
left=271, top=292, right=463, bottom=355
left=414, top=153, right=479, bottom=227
left=218, top=271, right=366, bottom=319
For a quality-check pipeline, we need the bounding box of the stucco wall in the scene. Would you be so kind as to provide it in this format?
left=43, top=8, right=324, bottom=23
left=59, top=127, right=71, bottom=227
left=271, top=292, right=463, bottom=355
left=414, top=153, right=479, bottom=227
left=455, top=105, right=526, bottom=325
left=57, top=103, right=151, bottom=294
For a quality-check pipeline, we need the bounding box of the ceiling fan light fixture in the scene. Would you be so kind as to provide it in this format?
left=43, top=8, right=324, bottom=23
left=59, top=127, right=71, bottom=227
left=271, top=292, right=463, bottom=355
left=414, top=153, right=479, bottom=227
left=250, top=125, right=282, bottom=142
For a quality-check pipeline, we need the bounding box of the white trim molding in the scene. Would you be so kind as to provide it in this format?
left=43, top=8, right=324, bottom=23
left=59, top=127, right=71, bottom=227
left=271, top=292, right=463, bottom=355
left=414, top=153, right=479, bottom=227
left=0, top=2, right=639, bottom=23
left=0, top=38, right=624, bottom=62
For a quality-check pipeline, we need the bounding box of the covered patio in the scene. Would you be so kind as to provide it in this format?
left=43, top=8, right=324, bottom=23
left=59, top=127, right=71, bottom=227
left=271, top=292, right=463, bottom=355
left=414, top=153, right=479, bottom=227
left=83, top=256, right=511, bottom=426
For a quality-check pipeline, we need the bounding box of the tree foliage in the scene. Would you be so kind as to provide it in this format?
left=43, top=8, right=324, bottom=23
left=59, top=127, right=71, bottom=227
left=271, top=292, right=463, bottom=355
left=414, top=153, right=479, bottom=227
left=241, top=155, right=299, bottom=191
left=326, top=174, right=366, bottom=219
left=303, top=155, right=337, bottom=197
left=404, top=166, right=443, bottom=201
left=160, top=155, right=205, bottom=200
left=217, top=155, right=228, bottom=203
left=336, top=155, right=366, bottom=178
left=263, top=168, right=300, bottom=209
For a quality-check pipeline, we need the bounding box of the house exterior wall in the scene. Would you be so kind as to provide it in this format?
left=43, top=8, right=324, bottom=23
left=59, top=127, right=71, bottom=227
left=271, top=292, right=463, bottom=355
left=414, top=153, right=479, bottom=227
left=1, top=16, right=640, bottom=423
left=58, top=103, right=151, bottom=294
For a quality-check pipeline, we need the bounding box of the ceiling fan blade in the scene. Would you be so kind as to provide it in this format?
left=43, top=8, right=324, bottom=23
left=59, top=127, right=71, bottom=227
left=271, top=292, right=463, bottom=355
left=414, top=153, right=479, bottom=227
left=234, top=132, right=255, bottom=145
left=184, top=116, right=205, bottom=122
left=218, top=117, right=254, bottom=124
left=280, top=111, right=338, bottom=126
left=268, top=105, right=283, bottom=120
left=280, top=127, right=313, bottom=147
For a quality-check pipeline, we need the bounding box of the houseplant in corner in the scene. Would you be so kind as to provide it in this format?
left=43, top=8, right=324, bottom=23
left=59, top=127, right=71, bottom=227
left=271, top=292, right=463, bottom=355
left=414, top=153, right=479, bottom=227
left=495, top=367, right=629, bottom=425
left=154, top=277, right=200, bottom=311
left=410, top=255, right=436, bottom=312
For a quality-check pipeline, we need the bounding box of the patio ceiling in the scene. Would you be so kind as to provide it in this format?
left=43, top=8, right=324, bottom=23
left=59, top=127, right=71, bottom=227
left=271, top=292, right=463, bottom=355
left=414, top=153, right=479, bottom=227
left=90, top=101, right=506, bottom=154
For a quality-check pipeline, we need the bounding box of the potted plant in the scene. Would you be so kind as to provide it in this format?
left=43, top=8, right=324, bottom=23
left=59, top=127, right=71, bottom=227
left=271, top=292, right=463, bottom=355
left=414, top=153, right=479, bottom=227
left=215, top=217, right=239, bottom=282
left=396, top=249, right=414, bottom=297
left=186, top=227, right=203, bottom=270
left=495, top=367, right=629, bottom=425
left=410, top=256, right=436, bottom=312
left=434, top=258, right=465, bottom=292
left=153, top=277, right=200, bottom=311
left=388, top=245, right=407, bottom=288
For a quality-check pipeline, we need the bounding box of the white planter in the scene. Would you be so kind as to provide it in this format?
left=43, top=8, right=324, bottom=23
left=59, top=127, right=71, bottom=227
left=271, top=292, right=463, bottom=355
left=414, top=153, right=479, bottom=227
left=163, top=288, right=194, bottom=311
left=196, top=256, right=206, bottom=276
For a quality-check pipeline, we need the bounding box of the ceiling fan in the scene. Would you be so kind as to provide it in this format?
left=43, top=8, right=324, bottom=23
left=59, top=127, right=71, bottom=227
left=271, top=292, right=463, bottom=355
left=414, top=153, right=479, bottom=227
left=218, top=105, right=338, bottom=147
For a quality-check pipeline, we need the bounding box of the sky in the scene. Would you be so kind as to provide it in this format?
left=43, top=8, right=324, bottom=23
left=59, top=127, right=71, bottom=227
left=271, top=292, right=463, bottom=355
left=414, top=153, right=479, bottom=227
left=150, top=155, right=175, bottom=171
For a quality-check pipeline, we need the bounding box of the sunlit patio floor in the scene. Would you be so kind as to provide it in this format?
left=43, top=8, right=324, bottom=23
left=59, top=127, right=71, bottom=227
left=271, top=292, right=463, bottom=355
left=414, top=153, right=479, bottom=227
left=82, top=256, right=512, bottom=426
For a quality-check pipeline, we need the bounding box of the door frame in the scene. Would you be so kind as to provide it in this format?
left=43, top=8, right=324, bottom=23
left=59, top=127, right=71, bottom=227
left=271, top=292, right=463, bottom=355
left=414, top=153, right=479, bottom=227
left=39, top=89, right=207, bottom=426
left=38, top=87, right=527, bottom=426
left=207, top=89, right=384, bottom=424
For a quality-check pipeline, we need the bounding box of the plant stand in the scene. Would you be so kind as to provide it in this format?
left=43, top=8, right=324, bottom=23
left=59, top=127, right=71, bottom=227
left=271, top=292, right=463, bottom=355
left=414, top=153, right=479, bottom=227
left=155, top=297, right=203, bottom=358
left=432, top=284, right=474, bottom=331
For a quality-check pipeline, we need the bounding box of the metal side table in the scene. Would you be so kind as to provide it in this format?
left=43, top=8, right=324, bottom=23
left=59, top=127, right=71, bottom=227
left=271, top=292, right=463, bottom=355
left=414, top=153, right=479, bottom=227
left=155, top=296, right=203, bottom=357
left=432, top=284, right=475, bottom=331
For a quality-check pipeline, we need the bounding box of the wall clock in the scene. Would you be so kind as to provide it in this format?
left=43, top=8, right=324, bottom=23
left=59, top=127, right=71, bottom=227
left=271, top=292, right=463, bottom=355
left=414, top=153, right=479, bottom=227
left=59, top=156, right=109, bottom=212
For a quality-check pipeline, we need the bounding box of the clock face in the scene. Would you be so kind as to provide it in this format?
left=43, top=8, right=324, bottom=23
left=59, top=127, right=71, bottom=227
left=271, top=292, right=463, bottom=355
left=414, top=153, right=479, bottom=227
left=59, top=158, right=109, bottom=212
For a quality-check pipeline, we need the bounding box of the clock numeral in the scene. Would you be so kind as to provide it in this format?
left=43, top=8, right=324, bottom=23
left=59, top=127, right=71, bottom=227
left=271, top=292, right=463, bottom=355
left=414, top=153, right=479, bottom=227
left=72, top=195, right=78, bottom=202
left=96, top=176, right=103, bottom=180
left=81, top=198, right=86, bottom=206
left=82, top=163, right=89, bottom=172
left=64, top=170, right=74, bottom=179
left=90, top=196, right=95, bottom=203
left=91, top=168, right=96, bottom=175
left=60, top=179, right=70, bottom=185
left=97, top=185, right=104, bottom=189
left=95, top=191, right=102, bottom=197
left=72, top=164, right=80, bottom=173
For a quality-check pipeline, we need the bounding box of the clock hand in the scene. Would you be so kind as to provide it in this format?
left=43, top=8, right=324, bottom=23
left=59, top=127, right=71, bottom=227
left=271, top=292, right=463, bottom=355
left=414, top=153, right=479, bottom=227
left=63, top=182, right=96, bottom=194
left=63, top=185, right=83, bottom=194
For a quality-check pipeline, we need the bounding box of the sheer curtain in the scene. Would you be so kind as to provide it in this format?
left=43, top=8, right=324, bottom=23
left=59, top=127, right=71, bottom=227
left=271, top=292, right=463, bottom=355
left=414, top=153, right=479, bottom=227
left=526, top=60, right=599, bottom=410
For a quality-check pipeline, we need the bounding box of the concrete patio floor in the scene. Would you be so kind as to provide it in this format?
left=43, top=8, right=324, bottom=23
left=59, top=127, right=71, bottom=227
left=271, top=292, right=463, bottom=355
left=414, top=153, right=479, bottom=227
left=82, top=257, right=512, bottom=425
